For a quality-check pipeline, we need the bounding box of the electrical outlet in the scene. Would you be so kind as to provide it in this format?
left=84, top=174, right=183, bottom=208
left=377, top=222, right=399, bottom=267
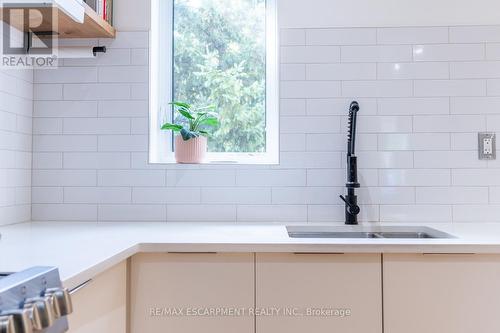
left=479, top=133, right=496, bottom=160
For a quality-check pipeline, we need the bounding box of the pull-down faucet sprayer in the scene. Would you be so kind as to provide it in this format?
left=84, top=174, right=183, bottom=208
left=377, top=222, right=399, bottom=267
left=340, top=101, right=360, bottom=225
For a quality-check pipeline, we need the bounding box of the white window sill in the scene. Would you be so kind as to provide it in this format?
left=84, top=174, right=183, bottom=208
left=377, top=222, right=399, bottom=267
left=150, top=152, right=279, bottom=165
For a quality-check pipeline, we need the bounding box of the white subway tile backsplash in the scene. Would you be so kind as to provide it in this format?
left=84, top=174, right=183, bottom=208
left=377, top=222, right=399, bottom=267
left=417, top=187, right=488, bottom=204
left=34, top=67, right=98, bottom=84
left=202, top=188, right=271, bottom=205
left=281, top=134, right=306, bottom=151
left=357, top=187, right=415, bottom=205
left=451, top=97, right=500, bottom=114
left=34, top=101, right=98, bottom=118
left=32, top=187, right=63, bottom=204
left=33, top=170, right=97, bottom=187
left=34, top=135, right=97, bottom=152
left=33, top=153, right=63, bottom=169
left=100, top=31, right=149, bottom=48
left=451, top=133, right=477, bottom=150
left=453, top=205, right=500, bottom=222
left=281, top=116, right=341, bottom=134
left=452, top=169, right=500, bottom=186
left=346, top=116, right=412, bottom=133
left=414, top=80, right=486, bottom=97
left=378, top=133, right=450, bottom=151
left=237, top=169, right=306, bottom=187
left=413, top=115, right=486, bottom=132
left=32, top=204, right=97, bottom=221
left=451, top=62, right=500, bottom=79
left=379, top=169, right=451, bottom=186
left=280, top=29, right=306, bottom=46
left=377, top=27, right=449, bottom=44
left=307, top=205, right=344, bottom=222
left=33, top=118, right=63, bottom=135
left=64, top=49, right=131, bottom=67
left=281, top=64, right=306, bottom=81
left=414, top=151, right=484, bottom=168
left=341, top=45, right=412, bottom=62
left=98, top=66, right=148, bottom=83
left=356, top=151, right=413, bottom=169
left=342, top=80, right=413, bottom=97
left=28, top=24, right=500, bottom=224
left=34, top=84, right=63, bottom=101
left=99, top=204, right=166, bottom=221
left=281, top=46, right=340, bottom=63
left=98, top=135, right=147, bottom=152
left=489, top=187, right=500, bottom=204
left=168, top=205, right=236, bottom=222
left=413, top=44, right=485, bottom=62
left=486, top=79, right=500, bottom=96
left=63, top=152, right=131, bottom=169
left=131, top=49, right=149, bottom=65
left=377, top=62, right=449, bottom=80
left=380, top=205, right=452, bottom=222
left=306, top=98, right=378, bottom=116
left=306, top=28, right=376, bottom=45
left=98, top=170, right=165, bottom=187
left=133, top=188, right=200, bottom=204
left=63, top=118, right=131, bottom=135
left=167, top=169, right=235, bottom=187
left=280, top=99, right=306, bottom=116
left=98, top=100, right=148, bottom=117
left=237, top=205, right=307, bottom=223
left=281, top=81, right=341, bottom=98
left=450, top=26, right=500, bottom=43
left=64, top=83, right=130, bottom=100
left=306, top=63, right=376, bottom=81
left=486, top=44, right=500, bottom=60
left=65, top=187, right=132, bottom=204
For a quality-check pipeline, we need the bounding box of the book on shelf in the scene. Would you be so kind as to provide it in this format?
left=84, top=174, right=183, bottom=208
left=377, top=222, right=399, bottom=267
left=84, top=0, right=112, bottom=25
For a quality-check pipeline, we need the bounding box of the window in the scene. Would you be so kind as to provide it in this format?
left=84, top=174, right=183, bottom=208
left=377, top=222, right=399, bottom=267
left=150, top=0, right=278, bottom=164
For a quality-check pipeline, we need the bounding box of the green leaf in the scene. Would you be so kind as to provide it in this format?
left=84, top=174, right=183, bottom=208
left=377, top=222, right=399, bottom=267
left=198, top=130, right=210, bottom=137
left=199, top=117, right=219, bottom=127
left=178, top=109, right=195, bottom=120
left=161, top=123, right=183, bottom=131
left=169, top=101, right=191, bottom=109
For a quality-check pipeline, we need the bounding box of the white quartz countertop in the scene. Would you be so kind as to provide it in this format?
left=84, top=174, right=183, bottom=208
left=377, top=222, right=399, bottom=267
left=2, top=222, right=500, bottom=289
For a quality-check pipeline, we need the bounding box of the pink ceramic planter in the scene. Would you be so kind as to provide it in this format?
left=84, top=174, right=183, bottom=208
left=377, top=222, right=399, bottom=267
left=174, top=135, right=207, bottom=164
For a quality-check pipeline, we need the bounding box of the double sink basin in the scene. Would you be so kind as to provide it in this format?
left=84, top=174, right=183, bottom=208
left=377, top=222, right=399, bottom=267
left=287, top=226, right=455, bottom=239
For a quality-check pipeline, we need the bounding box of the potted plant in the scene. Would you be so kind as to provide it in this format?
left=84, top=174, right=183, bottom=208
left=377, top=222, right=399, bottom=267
left=161, top=101, right=219, bottom=164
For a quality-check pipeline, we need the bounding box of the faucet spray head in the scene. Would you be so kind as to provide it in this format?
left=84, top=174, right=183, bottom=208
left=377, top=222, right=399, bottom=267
left=347, top=101, right=359, bottom=156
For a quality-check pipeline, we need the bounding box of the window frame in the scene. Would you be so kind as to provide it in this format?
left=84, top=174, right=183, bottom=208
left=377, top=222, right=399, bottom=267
left=149, top=0, right=279, bottom=165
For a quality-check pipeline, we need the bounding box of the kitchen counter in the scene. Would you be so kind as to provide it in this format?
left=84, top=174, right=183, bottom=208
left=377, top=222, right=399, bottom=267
left=2, top=222, right=500, bottom=289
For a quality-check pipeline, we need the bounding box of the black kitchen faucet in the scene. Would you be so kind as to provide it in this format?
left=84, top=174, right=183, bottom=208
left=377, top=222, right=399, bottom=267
left=339, top=101, right=360, bottom=225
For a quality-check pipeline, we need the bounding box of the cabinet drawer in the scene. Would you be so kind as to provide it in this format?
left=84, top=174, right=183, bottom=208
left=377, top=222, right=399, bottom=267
left=256, top=253, right=382, bottom=333
left=67, top=261, right=127, bottom=333
left=130, top=253, right=254, bottom=333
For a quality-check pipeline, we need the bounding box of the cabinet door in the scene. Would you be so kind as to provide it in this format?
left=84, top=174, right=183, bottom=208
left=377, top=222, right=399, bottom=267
left=67, top=261, right=127, bottom=333
left=384, top=254, right=500, bottom=333
left=256, top=253, right=382, bottom=333
left=130, top=253, right=254, bottom=333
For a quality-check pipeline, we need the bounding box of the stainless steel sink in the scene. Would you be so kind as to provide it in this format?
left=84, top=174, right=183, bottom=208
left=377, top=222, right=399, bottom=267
left=287, top=226, right=455, bottom=239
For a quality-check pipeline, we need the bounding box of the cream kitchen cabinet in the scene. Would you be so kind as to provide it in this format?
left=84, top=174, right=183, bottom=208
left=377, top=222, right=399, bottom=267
left=130, top=253, right=255, bottom=333
left=383, top=254, right=500, bottom=333
left=67, top=261, right=127, bottom=333
left=256, top=253, right=382, bottom=333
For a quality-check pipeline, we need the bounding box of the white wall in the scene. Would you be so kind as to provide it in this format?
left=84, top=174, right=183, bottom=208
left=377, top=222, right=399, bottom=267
left=0, top=25, right=33, bottom=226
left=278, top=0, right=500, bottom=28
left=29, top=0, right=500, bottom=223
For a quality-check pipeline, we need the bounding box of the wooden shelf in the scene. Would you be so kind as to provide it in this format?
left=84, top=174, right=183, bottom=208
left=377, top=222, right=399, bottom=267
left=1, top=2, right=115, bottom=39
